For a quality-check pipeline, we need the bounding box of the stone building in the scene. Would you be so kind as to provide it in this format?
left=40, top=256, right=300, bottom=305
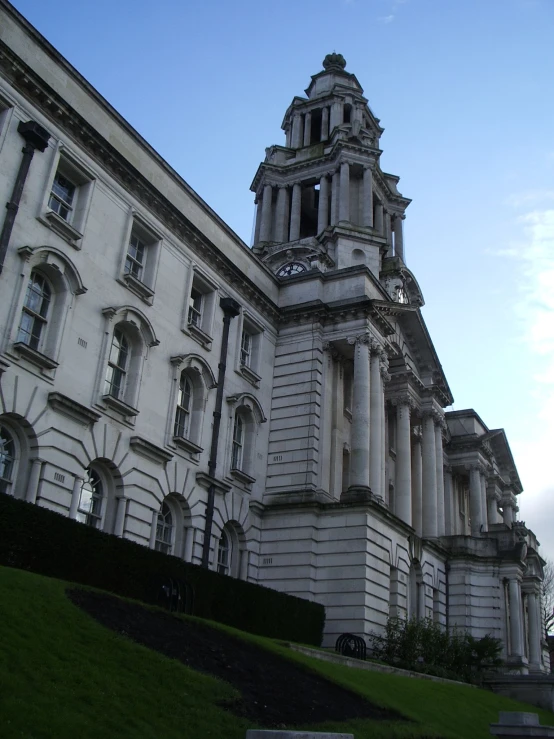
left=0, top=1, right=548, bottom=672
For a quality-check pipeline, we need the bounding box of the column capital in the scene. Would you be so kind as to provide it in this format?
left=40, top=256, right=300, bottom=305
left=390, top=394, right=417, bottom=411
left=466, top=461, right=487, bottom=475
left=347, top=332, right=371, bottom=346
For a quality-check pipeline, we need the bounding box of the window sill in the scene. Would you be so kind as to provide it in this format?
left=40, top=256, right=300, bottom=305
left=48, top=391, right=101, bottom=426
left=173, top=435, right=203, bottom=455
left=230, top=467, right=256, bottom=487
left=184, top=322, right=212, bottom=350
left=102, top=394, right=139, bottom=418
left=39, top=211, right=83, bottom=247
left=118, top=274, right=155, bottom=305
left=13, top=342, right=58, bottom=370
left=237, top=363, right=261, bottom=388
left=344, top=408, right=352, bottom=421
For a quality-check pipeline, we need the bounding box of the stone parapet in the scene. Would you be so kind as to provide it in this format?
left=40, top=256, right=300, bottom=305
left=486, top=676, right=554, bottom=713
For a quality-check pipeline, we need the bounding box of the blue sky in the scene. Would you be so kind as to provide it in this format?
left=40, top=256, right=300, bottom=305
left=10, top=0, right=554, bottom=558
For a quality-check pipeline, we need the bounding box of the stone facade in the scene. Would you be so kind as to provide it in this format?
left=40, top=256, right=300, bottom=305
left=0, top=3, right=549, bottom=672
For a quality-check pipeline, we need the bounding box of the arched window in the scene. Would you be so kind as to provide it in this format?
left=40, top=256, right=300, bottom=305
left=104, top=327, right=130, bottom=400
left=0, top=425, right=16, bottom=495
left=155, top=502, right=174, bottom=555
left=76, top=469, right=104, bottom=528
left=174, top=373, right=192, bottom=439
left=231, top=414, right=244, bottom=471
left=16, top=272, right=52, bottom=351
left=217, top=529, right=231, bottom=575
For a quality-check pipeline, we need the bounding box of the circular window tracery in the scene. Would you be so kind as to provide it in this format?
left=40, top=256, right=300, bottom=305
left=277, top=262, right=306, bottom=277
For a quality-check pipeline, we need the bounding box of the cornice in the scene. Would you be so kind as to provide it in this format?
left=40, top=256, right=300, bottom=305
left=0, top=39, right=281, bottom=325
left=280, top=297, right=395, bottom=336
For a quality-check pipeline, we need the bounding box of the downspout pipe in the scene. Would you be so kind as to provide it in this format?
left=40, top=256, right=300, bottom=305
left=201, top=296, right=241, bottom=568
left=0, top=120, right=50, bottom=275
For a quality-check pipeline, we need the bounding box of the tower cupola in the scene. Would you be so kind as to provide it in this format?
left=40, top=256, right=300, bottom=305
left=250, top=55, right=411, bottom=285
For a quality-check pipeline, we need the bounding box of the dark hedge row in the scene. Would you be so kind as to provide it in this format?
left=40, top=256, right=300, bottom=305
left=0, top=494, right=325, bottom=645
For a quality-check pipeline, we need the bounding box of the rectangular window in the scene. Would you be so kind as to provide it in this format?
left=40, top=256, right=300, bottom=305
left=183, top=269, right=217, bottom=349
left=119, top=216, right=162, bottom=304
left=237, top=313, right=263, bottom=386
left=42, top=151, right=95, bottom=246
left=231, top=415, right=244, bottom=470
left=125, top=233, right=146, bottom=281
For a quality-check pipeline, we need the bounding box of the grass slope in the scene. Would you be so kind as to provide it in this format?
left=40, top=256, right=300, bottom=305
left=1, top=566, right=552, bottom=739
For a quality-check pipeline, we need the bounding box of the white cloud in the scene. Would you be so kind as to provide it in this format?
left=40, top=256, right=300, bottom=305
left=379, top=14, right=395, bottom=22
left=503, top=201, right=554, bottom=559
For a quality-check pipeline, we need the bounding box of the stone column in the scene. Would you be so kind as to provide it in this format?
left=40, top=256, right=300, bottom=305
left=394, top=215, right=405, bottom=261
left=331, top=169, right=340, bottom=226
left=259, top=183, right=273, bottom=242
left=303, top=111, right=311, bottom=147
left=339, top=162, right=350, bottom=222
left=149, top=509, right=158, bottom=549
left=422, top=412, right=438, bottom=538
left=526, top=589, right=541, bottom=669
left=114, top=496, right=127, bottom=537
left=321, top=106, right=329, bottom=140
left=285, top=124, right=291, bottom=148
left=184, top=527, right=194, bottom=562
left=362, top=167, right=374, bottom=228
left=25, top=457, right=43, bottom=504
left=253, top=198, right=262, bottom=244
left=69, top=475, right=84, bottom=519
left=289, top=182, right=302, bottom=241
left=411, top=429, right=423, bottom=536
left=374, top=202, right=384, bottom=234
left=469, top=463, right=484, bottom=535
left=291, top=113, right=303, bottom=148
left=444, top=465, right=454, bottom=535
left=395, top=398, right=412, bottom=526
left=508, top=577, right=524, bottom=658
left=501, top=489, right=516, bottom=526
left=479, top=470, right=489, bottom=531
left=380, top=362, right=389, bottom=502
left=348, top=334, right=371, bottom=490
left=275, top=185, right=289, bottom=242
left=369, top=346, right=383, bottom=496
left=435, top=421, right=445, bottom=537
left=487, top=487, right=501, bottom=527
left=385, top=210, right=392, bottom=247
left=317, top=175, right=329, bottom=234
left=239, top=548, right=249, bottom=580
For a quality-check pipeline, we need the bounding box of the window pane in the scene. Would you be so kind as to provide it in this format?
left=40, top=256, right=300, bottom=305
left=0, top=426, right=15, bottom=484
left=77, top=469, right=103, bottom=528
left=217, top=531, right=230, bottom=575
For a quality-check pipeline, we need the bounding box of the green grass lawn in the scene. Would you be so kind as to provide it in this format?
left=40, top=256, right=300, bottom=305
left=1, top=565, right=552, bottom=739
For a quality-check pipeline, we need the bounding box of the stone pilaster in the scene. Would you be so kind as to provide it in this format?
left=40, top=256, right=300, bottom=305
left=114, top=495, right=127, bottom=537
left=444, top=464, right=454, bottom=535
left=69, top=474, right=84, bottom=519
left=374, top=202, right=384, bottom=234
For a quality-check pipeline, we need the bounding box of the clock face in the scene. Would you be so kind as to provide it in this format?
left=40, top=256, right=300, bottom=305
left=277, top=262, right=306, bottom=277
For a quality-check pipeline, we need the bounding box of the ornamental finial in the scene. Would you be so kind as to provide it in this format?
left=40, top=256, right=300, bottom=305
left=322, top=53, right=347, bottom=72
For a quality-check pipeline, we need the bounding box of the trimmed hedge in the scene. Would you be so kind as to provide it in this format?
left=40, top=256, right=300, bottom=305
left=0, top=494, right=325, bottom=645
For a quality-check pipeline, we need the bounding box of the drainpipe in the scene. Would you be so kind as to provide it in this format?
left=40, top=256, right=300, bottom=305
left=0, top=120, right=50, bottom=275
left=201, top=296, right=241, bottom=568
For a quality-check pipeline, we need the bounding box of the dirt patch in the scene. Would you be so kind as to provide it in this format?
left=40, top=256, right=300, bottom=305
left=68, top=588, right=404, bottom=728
